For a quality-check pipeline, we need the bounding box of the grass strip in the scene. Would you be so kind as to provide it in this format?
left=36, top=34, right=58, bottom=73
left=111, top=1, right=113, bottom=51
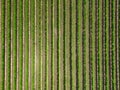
left=57, top=0, right=60, bottom=89
left=76, top=0, right=82, bottom=89
left=82, top=0, right=87, bottom=89
left=108, top=0, right=112, bottom=89
left=92, top=0, right=96, bottom=89
left=115, top=0, right=119, bottom=89
left=5, top=0, right=11, bottom=89
left=30, top=0, right=35, bottom=89
left=40, top=0, right=43, bottom=90
left=97, top=0, right=101, bottom=89
left=12, top=0, right=17, bottom=89
left=119, top=0, right=120, bottom=89
left=102, top=0, right=106, bottom=89
left=95, top=0, right=100, bottom=89
left=69, top=0, right=72, bottom=89
left=65, top=1, right=70, bottom=89
left=1, top=0, right=5, bottom=89
left=111, top=0, right=116, bottom=89
left=71, top=1, right=77, bottom=89
left=105, top=0, right=109, bottom=89
left=38, top=0, right=42, bottom=90
left=119, top=0, right=120, bottom=88
left=63, top=0, right=66, bottom=89
left=18, top=0, right=23, bottom=89
left=24, top=0, right=29, bottom=89
left=76, top=0, right=80, bottom=89
left=51, top=0, right=54, bottom=89
left=89, top=0, right=92, bottom=89
left=45, top=0, right=48, bottom=89
left=98, top=0, right=103, bottom=89
left=88, top=0, right=96, bottom=89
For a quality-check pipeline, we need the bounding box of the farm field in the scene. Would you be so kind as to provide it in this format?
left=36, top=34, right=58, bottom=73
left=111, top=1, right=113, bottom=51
left=0, top=0, right=120, bottom=90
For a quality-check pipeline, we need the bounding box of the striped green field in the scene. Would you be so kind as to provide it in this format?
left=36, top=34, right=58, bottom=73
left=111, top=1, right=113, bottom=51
left=0, top=0, right=120, bottom=90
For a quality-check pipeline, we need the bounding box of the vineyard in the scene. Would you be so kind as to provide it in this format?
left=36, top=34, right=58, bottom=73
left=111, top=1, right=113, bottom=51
left=0, top=0, right=119, bottom=90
